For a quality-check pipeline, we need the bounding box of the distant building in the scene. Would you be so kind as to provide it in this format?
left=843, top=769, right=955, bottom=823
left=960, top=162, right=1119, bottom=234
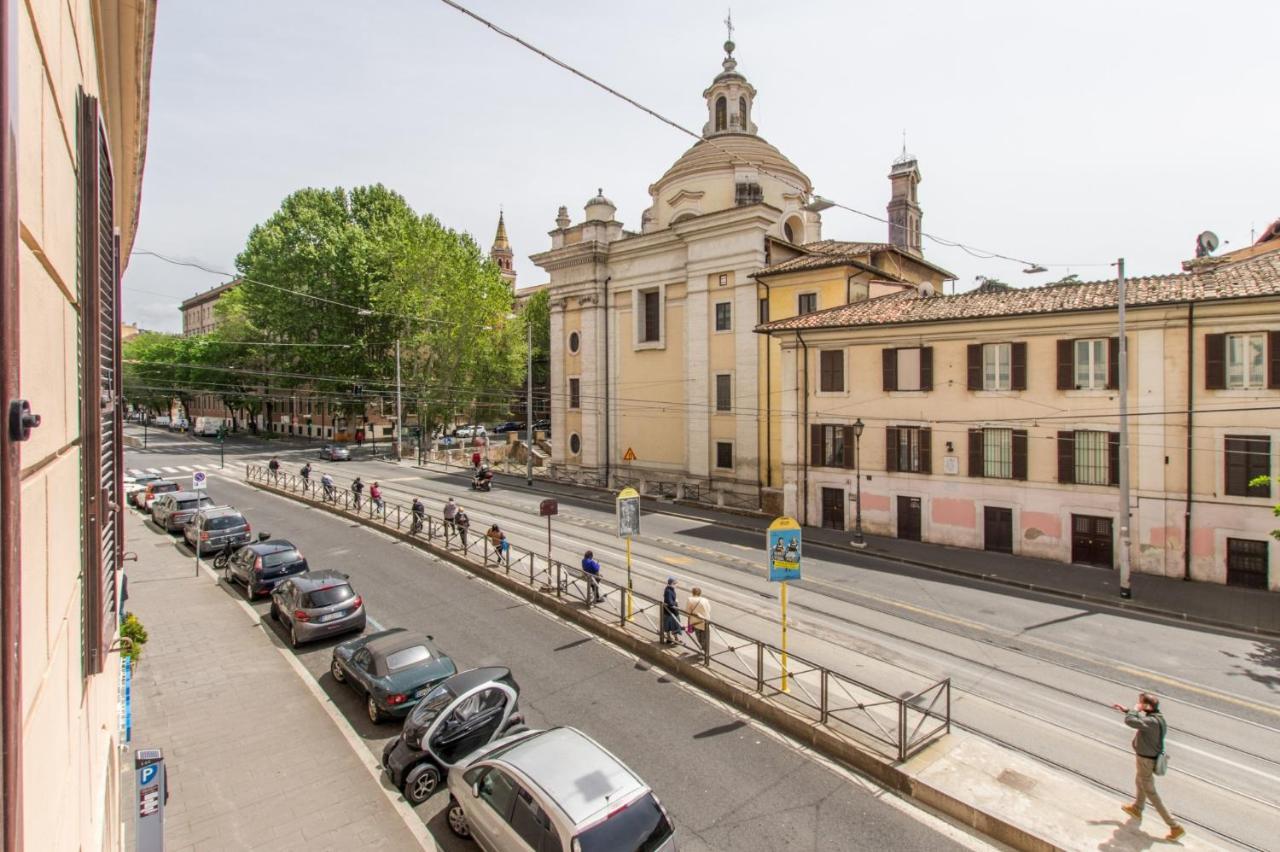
left=181, top=278, right=237, bottom=336
left=121, top=322, right=143, bottom=341
left=490, top=211, right=517, bottom=290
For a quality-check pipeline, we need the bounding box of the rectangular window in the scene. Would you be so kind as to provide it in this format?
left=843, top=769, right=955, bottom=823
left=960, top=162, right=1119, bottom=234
left=714, top=301, right=732, bottom=332
left=821, top=425, right=846, bottom=468
left=1227, top=538, right=1269, bottom=589
left=758, top=297, right=769, bottom=325
left=715, top=441, right=734, bottom=469
left=735, top=182, right=763, bottom=205
left=897, top=347, right=922, bottom=391
left=896, top=426, right=923, bottom=472
left=1225, top=436, right=1270, bottom=497
left=1073, top=430, right=1109, bottom=485
left=819, top=350, right=844, bottom=392
left=568, top=378, right=580, bottom=409
left=714, top=373, right=732, bottom=412
left=798, top=293, right=817, bottom=315
left=640, top=290, right=661, bottom=343
left=983, top=428, right=1013, bottom=479
left=1074, top=338, right=1108, bottom=389
left=983, top=343, right=1011, bottom=391
left=1227, top=332, right=1267, bottom=389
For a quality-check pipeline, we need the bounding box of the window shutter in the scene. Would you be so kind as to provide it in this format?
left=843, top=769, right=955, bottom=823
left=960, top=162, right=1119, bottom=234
left=1057, top=339, right=1074, bottom=390
left=1107, top=337, right=1120, bottom=390
left=967, top=344, right=982, bottom=390
left=920, top=427, right=933, bottom=474
left=1057, top=431, right=1075, bottom=484
left=1225, top=437, right=1245, bottom=496
left=1203, top=333, right=1226, bottom=389
left=882, top=348, right=897, bottom=391
left=842, top=426, right=855, bottom=468
left=1011, top=342, right=1027, bottom=390
left=968, top=428, right=984, bottom=477
left=1108, top=431, right=1121, bottom=486
left=810, top=424, right=823, bottom=466
left=885, top=426, right=899, bottom=472
left=1269, top=331, right=1280, bottom=389
left=920, top=347, right=934, bottom=391
left=1011, top=430, right=1028, bottom=481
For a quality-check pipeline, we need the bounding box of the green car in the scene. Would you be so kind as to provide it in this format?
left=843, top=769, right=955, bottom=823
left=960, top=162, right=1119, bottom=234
left=330, top=628, right=457, bottom=724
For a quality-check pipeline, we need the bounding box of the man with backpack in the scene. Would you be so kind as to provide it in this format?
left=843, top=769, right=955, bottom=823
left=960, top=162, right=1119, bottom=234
left=268, top=456, right=280, bottom=483
left=1113, top=692, right=1183, bottom=841
left=454, top=506, right=471, bottom=549
left=300, top=462, right=312, bottom=493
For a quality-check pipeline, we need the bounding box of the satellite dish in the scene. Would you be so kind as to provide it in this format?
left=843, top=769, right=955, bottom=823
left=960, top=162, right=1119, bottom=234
left=1196, top=230, right=1220, bottom=257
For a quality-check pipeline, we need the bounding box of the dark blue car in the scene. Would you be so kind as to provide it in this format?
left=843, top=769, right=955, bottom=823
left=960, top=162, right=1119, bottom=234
left=330, top=628, right=457, bottom=724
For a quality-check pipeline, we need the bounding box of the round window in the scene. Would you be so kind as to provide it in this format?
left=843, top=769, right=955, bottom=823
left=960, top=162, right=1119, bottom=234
left=569, top=433, right=582, bottom=455
left=568, top=331, right=580, bottom=354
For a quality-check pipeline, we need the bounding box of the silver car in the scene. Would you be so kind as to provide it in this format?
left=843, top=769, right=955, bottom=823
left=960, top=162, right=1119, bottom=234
left=318, top=444, right=351, bottom=461
left=183, top=506, right=252, bottom=555
left=269, top=570, right=366, bottom=647
left=446, top=727, right=676, bottom=852
left=150, top=491, right=215, bottom=532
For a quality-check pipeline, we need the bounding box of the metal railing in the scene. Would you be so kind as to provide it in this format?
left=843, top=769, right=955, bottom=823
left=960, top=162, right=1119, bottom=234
left=245, top=464, right=950, bottom=762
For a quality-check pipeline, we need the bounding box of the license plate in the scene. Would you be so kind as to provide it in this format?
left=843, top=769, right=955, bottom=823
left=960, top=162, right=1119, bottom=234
left=414, top=686, right=430, bottom=698
left=319, top=611, right=346, bottom=623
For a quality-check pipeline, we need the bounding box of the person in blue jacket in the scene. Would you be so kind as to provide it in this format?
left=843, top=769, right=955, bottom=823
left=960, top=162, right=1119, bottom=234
left=581, top=550, right=602, bottom=605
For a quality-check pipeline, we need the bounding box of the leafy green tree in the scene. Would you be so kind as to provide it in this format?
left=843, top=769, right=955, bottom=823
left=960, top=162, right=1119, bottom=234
left=1249, top=476, right=1280, bottom=541
left=122, top=331, right=188, bottom=416
left=521, top=288, right=551, bottom=417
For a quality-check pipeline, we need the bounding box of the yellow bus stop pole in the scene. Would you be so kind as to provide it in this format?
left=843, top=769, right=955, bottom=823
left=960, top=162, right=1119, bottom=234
left=780, top=580, right=789, bottom=693
left=626, top=535, right=634, bottom=621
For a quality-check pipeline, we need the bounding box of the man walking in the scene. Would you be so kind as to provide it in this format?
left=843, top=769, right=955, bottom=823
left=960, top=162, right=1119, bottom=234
left=454, top=506, right=471, bottom=550
left=369, top=481, right=384, bottom=515
left=686, top=586, right=711, bottom=654
left=443, top=497, right=458, bottom=539
left=268, top=456, right=280, bottom=483
left=320, top=471, right=335, bottom=502
left=300, top=461, right=312, bottom=493
left=581, top=550, right=602, bottom=605
left=1112, top=692, right=1183, bottom=841
left=351, top=476, right=364, bottom=510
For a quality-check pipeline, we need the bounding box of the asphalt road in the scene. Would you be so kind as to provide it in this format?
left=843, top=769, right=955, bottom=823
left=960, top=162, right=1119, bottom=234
left=127, top=429, right=1280, bottom=849
left=125, top=433, right=985, bottom=852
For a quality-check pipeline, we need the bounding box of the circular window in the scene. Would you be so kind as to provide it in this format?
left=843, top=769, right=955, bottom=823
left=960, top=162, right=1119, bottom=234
left=569, top=433, right=582, bottom=455
left=568, top=331, right=580, bottom=354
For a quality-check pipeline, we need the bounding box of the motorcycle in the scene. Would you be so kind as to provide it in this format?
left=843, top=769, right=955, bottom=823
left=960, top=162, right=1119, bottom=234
left=471, top=468, right=493, bottom=492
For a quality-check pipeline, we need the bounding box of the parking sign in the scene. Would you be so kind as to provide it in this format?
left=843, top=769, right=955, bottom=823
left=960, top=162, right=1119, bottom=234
left=192, top=470, right=207, bottom=491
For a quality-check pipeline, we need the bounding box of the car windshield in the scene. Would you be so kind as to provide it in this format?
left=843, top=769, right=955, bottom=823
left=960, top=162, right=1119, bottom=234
left=205, top=515, right=245, bottom=530
left=261, top=549, right=302, bottom=568
left=384, top=645, right=432, bottom=672
left=176, top=498, right=202, bottom=510
left=154, top=483, right=178, bottom=493
left=407, top=684, right=455, bottom=726
left=303, top=584, right=353, bottom=607
left=575, top=794, right=673, bottom=852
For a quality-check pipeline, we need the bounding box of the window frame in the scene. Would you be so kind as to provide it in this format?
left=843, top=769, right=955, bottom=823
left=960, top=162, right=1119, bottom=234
left=1224, top=435, right=1271, bottom=498
left=567, top=376, right=580, bottom=410
left=634, top=286, right=665, bottom=348
left=983, top=343, right=1012, bottom=391
left=1226, top=332, right=1267, bottom=389
left=714, top=372, right=733, bottom=413
left=1073, top=338, right=1109, bottom=390
left=567, top=330, right=580, bottom=354
left=797, top=292, right=818, bottom=315
left=714, top=301, right=732, bottom=332
left=1072, top=429, right=1110, bottom=486
left=818, top=349, right=845, bottom=394
left=714, top=440, right=734, bottom=471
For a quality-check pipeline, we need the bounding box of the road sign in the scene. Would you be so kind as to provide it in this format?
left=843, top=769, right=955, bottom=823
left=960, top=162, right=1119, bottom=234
left=622, top=447, right=637, bottom=462
left=134, top=748, right=166, bottom=851
left=192, top=470, right=207, bottom=491
left=539, top=499, right=559, bottom=517
left=767, top=516, right=801, bottom=582
left=616, top=487, right=640, bottom=537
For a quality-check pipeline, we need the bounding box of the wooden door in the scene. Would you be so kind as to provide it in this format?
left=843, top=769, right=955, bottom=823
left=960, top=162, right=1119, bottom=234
left=821, top=488, right=845, bottom=531
left=897, top=496, right=922, bottom=541
left=1071, top=514, right=1113, bottom=568
left=984, top=506, right=1013, bottom=554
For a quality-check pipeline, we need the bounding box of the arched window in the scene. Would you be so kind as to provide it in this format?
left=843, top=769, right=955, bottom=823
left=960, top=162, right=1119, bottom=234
left=783, top=221, right=795, bottom=243
left=739, top=96, right=748, bottom=129
left=715, top=96, right=727, bottom=132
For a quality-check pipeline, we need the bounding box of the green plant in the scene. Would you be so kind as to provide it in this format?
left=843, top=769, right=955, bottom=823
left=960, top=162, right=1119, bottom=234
left=1248, top=475, right=1279, bottom=541
left=119, top=613, right=149, bottom=665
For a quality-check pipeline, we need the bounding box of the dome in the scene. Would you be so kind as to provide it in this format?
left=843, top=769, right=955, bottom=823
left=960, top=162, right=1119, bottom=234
left=652, top=134, right=811, bottom=195
left=585, top=187, right=615, bottom=208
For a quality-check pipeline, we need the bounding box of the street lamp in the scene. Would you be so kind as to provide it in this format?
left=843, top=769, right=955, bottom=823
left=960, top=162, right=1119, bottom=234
left=526, top=319, right=534, bottom=487
left=851, top=418, right=866, bottom=547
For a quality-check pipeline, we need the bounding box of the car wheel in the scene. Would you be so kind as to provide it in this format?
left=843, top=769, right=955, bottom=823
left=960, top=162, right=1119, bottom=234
left=367, top=695, right=384, bottom=724
left=403, top=763, right=440, bottom=805
left=269, top=603, right=279, bottom=622
left=446, top=798, right=471, bottom=838
left=330, top=658, right=346, bottom=683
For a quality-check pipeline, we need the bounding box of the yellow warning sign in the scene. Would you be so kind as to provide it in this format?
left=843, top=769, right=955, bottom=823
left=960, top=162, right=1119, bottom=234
left=623, top=447, right=637, bottom=461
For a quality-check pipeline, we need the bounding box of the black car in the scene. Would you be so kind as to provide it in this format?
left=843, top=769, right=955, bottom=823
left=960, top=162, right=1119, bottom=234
left=382, top=667, right=525, bottom=804
left=492, top=421, right=524, bottom=433
left=225, top=538, right=308, bottom=599
left=331, top=629, right=457, bottom=724
left=530, top=419, right=551, bottom=435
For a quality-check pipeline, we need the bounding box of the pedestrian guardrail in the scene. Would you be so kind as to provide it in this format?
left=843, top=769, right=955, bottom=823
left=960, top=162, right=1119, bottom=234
left=245, top=463, right=950, bottom=762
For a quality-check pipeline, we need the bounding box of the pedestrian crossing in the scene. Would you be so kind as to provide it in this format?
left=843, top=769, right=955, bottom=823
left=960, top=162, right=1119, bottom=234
left=129, top=465, right=199, bottom=477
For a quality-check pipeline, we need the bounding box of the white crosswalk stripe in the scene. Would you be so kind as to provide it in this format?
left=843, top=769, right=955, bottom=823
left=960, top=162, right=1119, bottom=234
left=178, top=465, right=194, bottom=472
left=147, top=468, right=162, bottom=474
left=162, top=467, right=179, bottom=474
left=128, top=468, right=146, bottom=477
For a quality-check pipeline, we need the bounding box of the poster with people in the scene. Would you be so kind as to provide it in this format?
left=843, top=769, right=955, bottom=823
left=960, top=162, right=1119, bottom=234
left=767, top=516, right=802, bottom=582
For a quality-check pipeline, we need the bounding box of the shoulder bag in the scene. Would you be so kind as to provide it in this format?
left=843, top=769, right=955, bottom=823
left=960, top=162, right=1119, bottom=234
left=1153, top=715, right=1169, bottom=776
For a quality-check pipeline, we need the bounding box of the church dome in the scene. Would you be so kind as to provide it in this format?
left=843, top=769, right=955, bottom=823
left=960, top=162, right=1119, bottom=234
left=653, top=134, right=811, bottom=195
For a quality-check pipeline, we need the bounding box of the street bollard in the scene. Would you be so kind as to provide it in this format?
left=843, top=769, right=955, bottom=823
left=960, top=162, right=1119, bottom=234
left=554, top=560, right=560, bottom=596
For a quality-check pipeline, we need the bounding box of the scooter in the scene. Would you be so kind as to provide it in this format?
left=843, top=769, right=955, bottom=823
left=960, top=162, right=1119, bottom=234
left=470, top=468, right=493, bottom=492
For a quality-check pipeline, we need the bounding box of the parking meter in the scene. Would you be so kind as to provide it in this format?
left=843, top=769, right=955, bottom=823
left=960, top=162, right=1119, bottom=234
left=134, top=748, right=167, bottom=851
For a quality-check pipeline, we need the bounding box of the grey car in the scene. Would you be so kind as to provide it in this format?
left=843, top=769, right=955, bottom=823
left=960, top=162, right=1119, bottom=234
left=150, top=491, right=215, bottom=532
left=318, top=444, right=350, bottom=461
left=183, top=506, right=252, bottom=555
left=270, top=570, right=366, bottom=646
left=446, top=726, right=676, bottom=851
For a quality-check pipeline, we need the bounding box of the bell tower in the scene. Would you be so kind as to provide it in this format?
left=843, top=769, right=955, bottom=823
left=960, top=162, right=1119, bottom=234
left=887, top=151, right=923, bottom=255
left=702, top=15, right=757, bottom=137
left=490, top=210, right=516, bottom=289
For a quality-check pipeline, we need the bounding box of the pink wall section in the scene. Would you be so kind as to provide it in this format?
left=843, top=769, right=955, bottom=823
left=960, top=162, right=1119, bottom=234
left=931, top=497, right=976, bottom=528
left=860, top=493, right=891, bottom=512
left=1020, top=511, right=1062, bottom=540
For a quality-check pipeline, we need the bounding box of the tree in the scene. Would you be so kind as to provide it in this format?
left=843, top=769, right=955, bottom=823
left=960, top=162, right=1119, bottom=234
left=122, top=332, right=188, bottom=417
left=1250, top=476, right=1280, bottom=541
left=520, top=288, right=551, bottom=417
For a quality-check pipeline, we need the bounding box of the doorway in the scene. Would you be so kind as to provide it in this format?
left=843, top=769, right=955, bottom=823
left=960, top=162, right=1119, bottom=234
left=1071, top=514, right=1113, bottom=568
left=984, top=506, right=1013, bottom=554
left=821, top=488, right=845, bottom=531
left=897, top=496, right=922, bottom=541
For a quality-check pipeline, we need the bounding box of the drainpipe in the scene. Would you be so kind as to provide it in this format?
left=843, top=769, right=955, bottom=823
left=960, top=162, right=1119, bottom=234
left=1184, top=302, right=1194, bottom=581
left=797, top=330, right=809, bottom=525
left=761, top=279, right=772, bottom=489
left=603, top=275, right=611, bottom=487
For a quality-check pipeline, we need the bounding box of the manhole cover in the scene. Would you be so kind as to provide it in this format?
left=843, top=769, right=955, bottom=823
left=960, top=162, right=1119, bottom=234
left=997, top=769, right=1037, bottom=793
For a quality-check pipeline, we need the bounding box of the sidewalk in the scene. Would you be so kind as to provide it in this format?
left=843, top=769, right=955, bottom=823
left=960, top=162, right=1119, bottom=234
left=399, top=457, right=1280, bottom=637
left=119, top=511, right=429, bottom=852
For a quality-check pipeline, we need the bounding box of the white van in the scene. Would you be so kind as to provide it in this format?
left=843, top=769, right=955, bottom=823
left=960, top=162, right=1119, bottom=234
left=194, top=417, right=223, bottom=436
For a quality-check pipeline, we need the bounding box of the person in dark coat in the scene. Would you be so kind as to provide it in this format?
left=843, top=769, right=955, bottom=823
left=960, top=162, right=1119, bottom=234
left=661, top=577, right=682, bottom=644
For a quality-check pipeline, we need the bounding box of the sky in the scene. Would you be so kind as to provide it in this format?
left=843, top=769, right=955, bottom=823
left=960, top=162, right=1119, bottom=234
left=122, top=0, right=1280, bottom=332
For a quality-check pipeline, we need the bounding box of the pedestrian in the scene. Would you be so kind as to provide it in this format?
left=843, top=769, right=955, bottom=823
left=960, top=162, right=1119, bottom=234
left=472, top=450, right=482, bottom=470
left=1113, top=692, right=1183, bottom=840
left=410, top=497, right=426, bottom=534
left=443, top=497, right=458, bottom=538
left=581, top=550, right=602, bottom=604
left=300, top=462, right=312, bottom=493
left=686, top=586, right=711, bottom=653
left=320, top=471, right=335, bottom=502
left=369, top=481, right=384, bottom=514
left=486, top=524, right=509, bottom=564
left=351, top=476, right=364, bottom=510
left=268, top=456, right=280, bottom=483
left=661, top=577, right=682, bottom=644
left=454, top=506, right=471, bottom=550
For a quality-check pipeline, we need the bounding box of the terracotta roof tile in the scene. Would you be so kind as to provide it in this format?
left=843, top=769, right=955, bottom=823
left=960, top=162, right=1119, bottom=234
left=756, top=239, right=956, bottom=280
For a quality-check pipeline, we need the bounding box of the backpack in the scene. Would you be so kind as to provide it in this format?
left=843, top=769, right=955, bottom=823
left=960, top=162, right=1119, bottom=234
left=1153, top=715, right=1169, bottom=776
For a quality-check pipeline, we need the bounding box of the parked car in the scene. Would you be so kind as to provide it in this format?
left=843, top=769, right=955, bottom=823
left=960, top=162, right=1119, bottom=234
left=193, top=417, right=223, bottom=437
left=150, top=491, right=216, bottom=532
left=153, top=415, right=171, bottom=428
left=134, top=479, right=180, bottom=512
left=318, top=444, right=351, bottom=461
left=269, top=570, right=365, bottom=645
left=169, top=417, right=189, bottom=432
left=123, top=472, right=161, bottom=496
left=453, top=425, right=488, bottom=439
left=225, top=538, right=308, bottom=599
left=330, top=628, right=457, bottom=724
left=446, top=727, right=676, bottom=852
left=492, top=421, right=524, bottom=434
left=183, top=506, right=252, bottom=555
left=382, top=667, right=525, bottom=804
left=530, top=419, right=551, bottom=436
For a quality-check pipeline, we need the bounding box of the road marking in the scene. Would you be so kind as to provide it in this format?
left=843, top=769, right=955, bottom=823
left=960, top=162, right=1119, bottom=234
left=162, top=466, right=179, bottom=473
left=662, top=555, right=692, bottom=566
left=147, top=468, right=161, bottom=474
left=178, top=465, right=194, bottom=472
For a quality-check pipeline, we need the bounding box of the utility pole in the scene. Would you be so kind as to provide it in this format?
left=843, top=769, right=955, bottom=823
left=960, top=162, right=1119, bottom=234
left=1116, top=258, right=1132, bottom=599
left=526, top=320, right=534, bottom=486
left=394, top=337, right=403, bottom=461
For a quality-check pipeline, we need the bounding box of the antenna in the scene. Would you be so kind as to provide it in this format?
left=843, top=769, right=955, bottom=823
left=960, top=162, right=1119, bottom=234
left=1195, top=230, right=1219, bottom=258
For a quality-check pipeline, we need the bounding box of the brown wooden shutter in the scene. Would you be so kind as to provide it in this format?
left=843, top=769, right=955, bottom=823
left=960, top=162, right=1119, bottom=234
left=842, top=425, right=855, bottom=468
left=1011, top=430, right=1028, bottom=480
left=1204, top=333, right=1226, bottom=389
left=885, top=426, right=899, bottom=472
left=1057, top=431, right=1075, bottom=484
left=968, top=428, right=984, bottom=477
left=920, top=347, right=934, bottom=390
left=1225, top=437, right=1245, bottom=496
left=1107, top=337, right=1120, bottom=390
left=810, top=424, right=823, bottom=466
left=1269, top=331, right=1280, bottom=389
left=882, top=348, right=897, bottom=391
left=967, top=344, right=982, bottom=390
left=1108, top=431, right=1121, bottom=486
left=920, top=427, right=933, bottom=474
left=1011, top=342, right=1027, bottom=390
left=1057, top=339, right=1074, bottom=390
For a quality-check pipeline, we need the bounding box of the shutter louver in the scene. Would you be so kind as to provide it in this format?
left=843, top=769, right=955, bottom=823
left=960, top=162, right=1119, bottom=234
left=1109, top=431, right=1121, bottom=486
left=1269, top=332, right=1280, bottom=389
left=1011, top=342, right=1027, bottom=390
left=882, top=348, right=897, bottom=391
left=920, top=347, right=934, bottom=391
left=969, top=429, right=984, bottom=478
left=810, top=424, right=823, bottom=467
left=1057, top=339, right=1074, bottom=390
left=1225, top=437, right=1245, bottom=496
left=1057, top=431, right=1075, bottom=484
left=1012, top=430, right=1028, bottom=481
left=1204, top=333, right=1226, bottom=389
left=842, top=426, right=855, bottom=468
left=885, top=426, right=899, bottom=472
left=920, top=427, right=933, bottom=474
left=1107, top=337, right=1120, bottom=390
left=967, top=344, right=982, bottom=390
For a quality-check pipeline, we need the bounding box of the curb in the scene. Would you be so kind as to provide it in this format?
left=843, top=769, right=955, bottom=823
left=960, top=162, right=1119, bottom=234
left=246, top=476, right=1061, bottom=852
